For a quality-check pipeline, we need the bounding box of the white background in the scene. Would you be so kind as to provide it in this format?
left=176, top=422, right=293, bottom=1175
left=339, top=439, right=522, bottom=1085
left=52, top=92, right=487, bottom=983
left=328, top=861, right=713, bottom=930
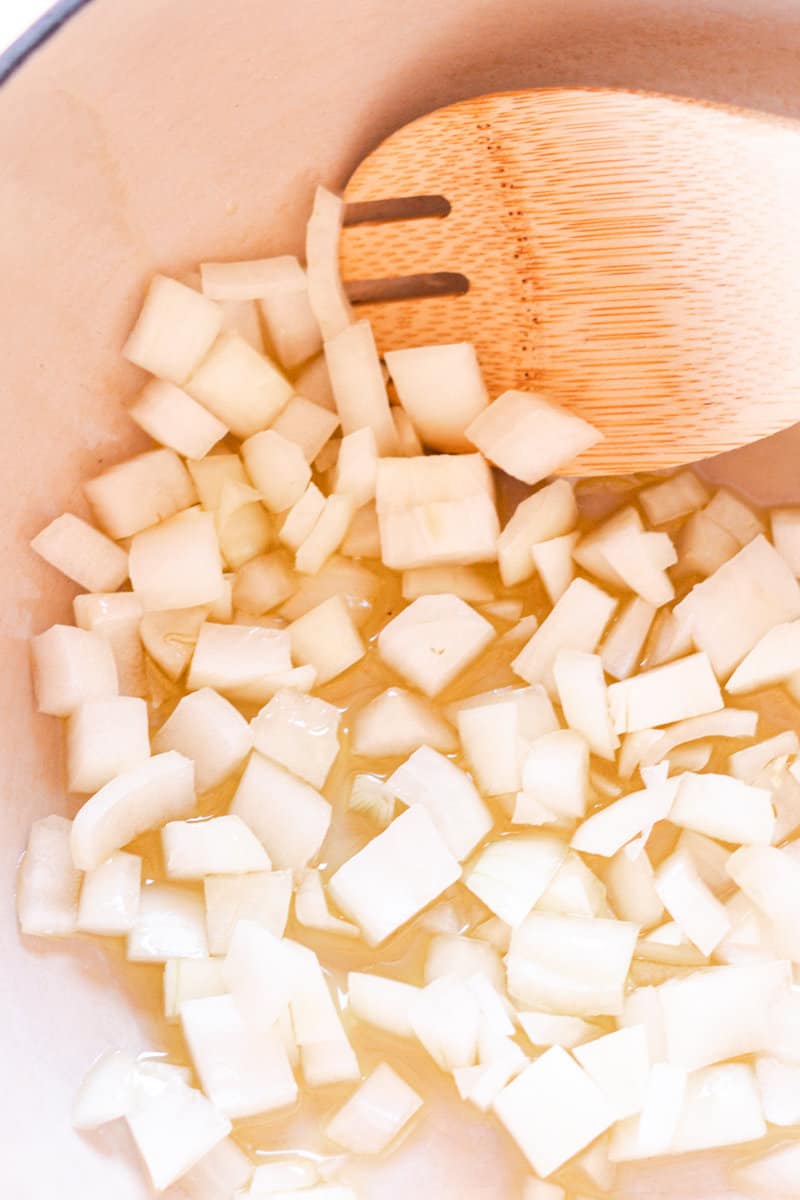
left=1, top=0, right=57, bottom=54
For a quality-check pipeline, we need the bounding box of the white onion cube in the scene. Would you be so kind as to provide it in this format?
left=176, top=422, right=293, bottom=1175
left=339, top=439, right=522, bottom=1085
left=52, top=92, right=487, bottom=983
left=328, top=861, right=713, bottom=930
left=31, top=624, right=118, bottom=717
left=152, top=688, right=251, bottom=794
left=512, top=578, right=617, bottom=696
left=241, top=429, right=311, bottom=513
left=324, top=319, right=397, bottom=453
left=271, top=395, right=339, bottom=463
left=507, top=912, right=638, bottom=1016
left=553, top=649, right=618, bottom=760
left=123, top=274, right=222, bottom=385
left=378, top=594, right=494, bottom=697
left=204, top=871, right=292, bottom=954
left=186, top=333, right=292, bottom=439
left=464, top=834, right=567, bottom=926
left=67, top=697, right=149, bottom=794
left=187, top=622, right=295, bottom=703
left=77, top=850, right=141, bottom=935
left=128, top=377, right=228, bottom=459
left=231, top=753, right=331, bottom=870
left=352, top=687, right=457, bottom=758
left=493, top=1046, right=615, bottom=1177
left=127, top=883, right=208, bottom=962
left=125, top=1072, right=231, bottom=1191
left=670, top=773, right=774, bottom=845
left=288, top=595, right=365, bottom=685
left=163, top=816, right=270, bottom=879
left=384, top=342, right=489, bottom=453
left=328, top=806, right=461, bottom=945
left=387, top=746, right=492, bottom=861
left=17, top=815, right=81, bottom=936
left=181, top=993, right=297, bottom=1119
left=31, top=512, right=129, bottom=592
left=325, top=1062, right=422, bottom=1154
left=251, top=690, right=341, bottom=789
left=573, top=1026, right=650, bottom=1120
left=85, top=448, right=196, bottom=540
left=347, top=972, right=421, bottom=1039
left=130, top=508, right=224, bottom=612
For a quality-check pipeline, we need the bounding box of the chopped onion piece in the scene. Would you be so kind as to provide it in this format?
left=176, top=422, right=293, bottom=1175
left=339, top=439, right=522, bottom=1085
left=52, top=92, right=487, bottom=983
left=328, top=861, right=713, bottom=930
left=71, top=751, right=195, bottom=871
left=387, top=746, right=492, bottom=861
left=535, top=853, right=606, bottom=918
left=517, top=1012, right=598, bottom=1049
left=31, top=511, right=129, bottom=593
left=163, top=959, right=228, bottom=1021
left=305, top=186, right=352, bottom=340
left=288, top=594, right=365, bottom=685
left=153, top=688, right=251, bottom=793
left=673, top=535, right=800, bottom=678
left=729, top=730, right=799, bottom=781
left=728, top=844, right=800, bottom=959
left=77, top=850, right=141, bottom=935
left=181, top=993, right=297, bottom=1119
left=670, top=772, right=774, bottom=845
left=530, top=532, right=578, bottom=604
left=85, top=448, right=196, bottom=541
left=464, top=834, right=567, bottom=926
left=639, top=470, right=708, bottom=526
left=497, top=479, right=577, bottom=587
left=601, top=525, right=677, bottom=607
left=754, top=1055, right=800, bottom=1125
left=246, top=1157, right=319, bottom=1194
left=286, top=941, right=359, bottom=1085
left=493, top=1046, right=614, bottom=1177
left=605, top=847, right=664, bottom=928
left=176, top=1136, right=253, bottom=1200
left=658, top=960, right=791, bottom=1070
left=378, top=594, right=494, bottom=697
left=640, top=707, right=757, bottom=768
left=324, top=320, right=397, bottom=453
left=187, top=622, right=295, bottom=703
left=704, top=487, right=764, bottom=547
left=294, top=869, right=359, bottom=938
left=17, top=814, right=81, bottom=936
left=32, top=624, right=118, bottom=717
left=411, top=976, right=481, bottom=1071
left=127, top=884, right=208, bottom=962
left=328, top=806, right=460, bottom=945
left=507, top=912, right=638, bottom=1016
left=346, top=774, right=395, bottom=828
left=72, top=1049, right=137, bottom=1130
left=608, top=652, right=722, bottom=734
left=675, top=510, right=740, bottom=577
left=573, top=1025, right=650, bottom=1119
left=553, top=649, right=618, bottom=760
left=280, top=556, right=379, bottom=626
left=376, top=455, right=500, bottom=569
left=384, top=342, right=489, bottom=453
left=251, top=690, right=340, bottom=789
left=325, top=1062, right=422, bottom=1154
left=671, top=1062, right=765, bottom=1153
left=231, top=753, right=331, bottom=870
left=347, top=972, right=421, bottom=1039
left=223, top=922, right=294, bottom=1032
left=271, top=396, right=339, bottom=464
left=125, top=1070, right=231, bottom=1191
left=458, top=697, right=523, bottom=797
left=571, top=778, right=676, bottom=858
left=727, top=618, right=800, bottom=693
left=67, top=696, right=149, bottom=793
left=334, top=426, right=377, bottom=508
left=241, top=430, right=311, bottom=513
left=130, top=509, right=224, bottom=612
left=73, top=591, right=146, bottom=700
left=204, top=871, right=292, bottom=954
left=187, top=333, right=292, bottom=439
left=467, top=390, right=601, bottom=485
left=163, top=816, right=269, bottom=879
left=609, top=1063, right=687, bottom=1160
left=600, top=597, right=656, bottom=681
left=454, top=1037, right=528, bottom=1112
left=295, top=494, right=354, bottom=576
left=128, top=378, right=228, bottom=460
left=123, top=274, right=222, bottom=384
left=140, top=605, right=209, bottom=681
left=353, top=688, right=456, bottom=758
left=279, top=484, right=328, bottom=553
left=401, top=564, right=494, bottom=604
left=512, top=578, right=617, bottom=696
left=517, top=730, right=590, bottom=822
left=340, top=502, right=381, bottom=559
left=653, top=848, right=731, bottom=955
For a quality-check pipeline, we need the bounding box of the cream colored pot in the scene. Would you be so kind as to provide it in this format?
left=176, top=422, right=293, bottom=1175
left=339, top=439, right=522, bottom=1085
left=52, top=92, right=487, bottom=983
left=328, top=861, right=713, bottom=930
left=3, top=1, right=800, bottom=1195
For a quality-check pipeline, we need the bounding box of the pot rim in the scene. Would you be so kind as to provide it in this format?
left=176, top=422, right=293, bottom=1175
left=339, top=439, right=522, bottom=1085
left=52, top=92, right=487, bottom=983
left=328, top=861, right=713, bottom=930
left=0, top=0, right=92, bottom=85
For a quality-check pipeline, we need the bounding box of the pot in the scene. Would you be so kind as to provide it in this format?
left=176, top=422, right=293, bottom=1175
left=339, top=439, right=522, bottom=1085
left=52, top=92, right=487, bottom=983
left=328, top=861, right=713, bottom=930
left=3, top=1, right=800, bottom=1195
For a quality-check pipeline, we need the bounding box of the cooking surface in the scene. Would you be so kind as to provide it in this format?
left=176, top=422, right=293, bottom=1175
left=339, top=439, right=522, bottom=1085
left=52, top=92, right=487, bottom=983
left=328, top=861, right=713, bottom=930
left=5, top=0, right=800, bottom=1195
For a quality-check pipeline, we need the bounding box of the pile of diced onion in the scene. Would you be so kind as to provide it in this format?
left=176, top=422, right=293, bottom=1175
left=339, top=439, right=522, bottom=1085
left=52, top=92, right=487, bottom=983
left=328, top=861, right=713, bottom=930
left=19, top=184, right=800, bottom=1200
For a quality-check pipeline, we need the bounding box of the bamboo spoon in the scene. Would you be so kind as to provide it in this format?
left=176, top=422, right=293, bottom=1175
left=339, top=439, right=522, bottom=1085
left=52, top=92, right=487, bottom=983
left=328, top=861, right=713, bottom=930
left=339, top=88, right=800, bottom=475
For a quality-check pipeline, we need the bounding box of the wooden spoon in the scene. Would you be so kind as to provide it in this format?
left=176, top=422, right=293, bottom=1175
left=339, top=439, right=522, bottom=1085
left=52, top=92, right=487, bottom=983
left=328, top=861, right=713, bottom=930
left=339, top=88, right=800, bottom=475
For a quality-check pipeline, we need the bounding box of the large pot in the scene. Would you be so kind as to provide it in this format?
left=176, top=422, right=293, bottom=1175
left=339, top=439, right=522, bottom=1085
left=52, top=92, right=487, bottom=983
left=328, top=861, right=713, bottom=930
left=3, top=2, right=800, bottom=1195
